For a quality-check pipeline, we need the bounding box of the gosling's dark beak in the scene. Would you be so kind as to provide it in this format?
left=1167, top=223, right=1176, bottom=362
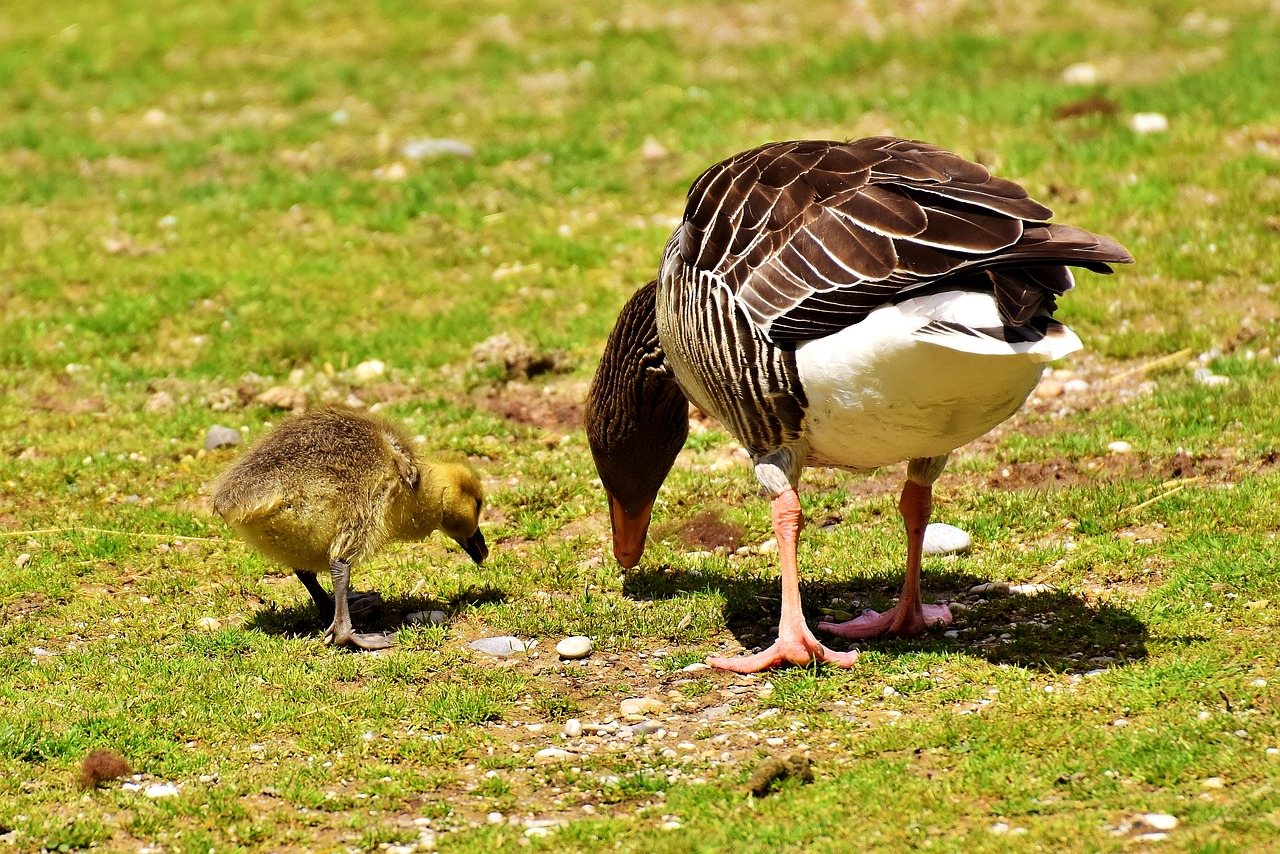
left=459, top=529, right=488, bottom=565
left=608, top=492, right=653, bottom=569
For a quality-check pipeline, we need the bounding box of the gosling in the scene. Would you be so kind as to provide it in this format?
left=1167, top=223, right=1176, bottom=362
left=212, top=405, right=488, bottom=650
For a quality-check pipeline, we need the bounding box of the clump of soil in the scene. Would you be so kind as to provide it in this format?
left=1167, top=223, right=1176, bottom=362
left=657, top=508, right=745, bottom=552
left=472, top=333, right=566, bottom=382
left=79, top=750, right=131, bottom=789
left=746, top=752, right=814, bottom=797
left=1053, top=94, right=1120, bottom=119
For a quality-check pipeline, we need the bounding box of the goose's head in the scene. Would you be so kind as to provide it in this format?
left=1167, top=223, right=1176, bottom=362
left=433, top=459, right=488, bottom=564
left=584, top=281, right=689, bottom=569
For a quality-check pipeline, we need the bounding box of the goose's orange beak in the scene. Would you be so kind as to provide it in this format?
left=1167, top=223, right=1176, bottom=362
left=608, top=493, right=653, bottom=569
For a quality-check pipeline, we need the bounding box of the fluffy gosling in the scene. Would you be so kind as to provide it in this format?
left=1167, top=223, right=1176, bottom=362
left=213, top=405, right=487, bottom=650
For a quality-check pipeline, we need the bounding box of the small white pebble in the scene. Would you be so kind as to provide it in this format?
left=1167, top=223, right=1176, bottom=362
left=401, top=138, right=474, bottom=160
left=534, top=747, right=573, bottom=761
left=1112, top=718, right=1129, bottom=727
left=352, top=359, right=386, bottom=382
left=1141, top=813, right=1179, bottom=831
left=1009, top=583, right=1053, bottom=596
left=1063, top=378, right=1090, bottom=393
left=923, top=523, right=971, bottom=556
left=468, top=636, right=525, bottom=657
left=1129, top=112, right=1170, bottom=134
left=374, top=162, right=408, bottom=181
left=1107, top=441, right=1133, bottom=454
left=883, top=686, right=898, bottom=697
left=1061, top=62, right=1102, bottom=85
left=487, top=812, right=504, bottom=825
left=1036, top=377, right=1065, bottom=398
left=556, top=636, right=593, bottom=660
left=620, top=697, right=665, bottom=716
left=1252, top=679, right=1267, bottom=687
left=563, top=718, right=583, bottom=738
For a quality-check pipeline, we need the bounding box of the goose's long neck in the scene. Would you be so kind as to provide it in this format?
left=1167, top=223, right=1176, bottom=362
left=588, top=281, right=686, bottom=447
left=585, top=280, right=690, bottom=566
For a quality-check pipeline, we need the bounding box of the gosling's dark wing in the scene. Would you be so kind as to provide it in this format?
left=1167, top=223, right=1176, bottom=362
left=672, top=137, right=1133, bottom=342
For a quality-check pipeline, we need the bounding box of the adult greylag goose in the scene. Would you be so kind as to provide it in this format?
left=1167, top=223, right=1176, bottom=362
left=585, top=137, right=1132, bottom=673
left=214, top=405, right=488, bottom=650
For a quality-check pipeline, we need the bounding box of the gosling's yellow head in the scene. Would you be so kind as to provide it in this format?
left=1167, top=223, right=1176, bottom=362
left=432, top=458, right=488, bottom=564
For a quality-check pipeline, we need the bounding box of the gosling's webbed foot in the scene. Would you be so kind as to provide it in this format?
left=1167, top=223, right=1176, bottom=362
left=324, top=624, right=394, bottom=651
left=325, top=558, right=393, bottom=651
left=346, top=590, right=383, bottom=621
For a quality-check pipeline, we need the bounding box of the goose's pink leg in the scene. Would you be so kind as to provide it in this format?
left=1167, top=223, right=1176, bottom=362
left=709, top=488, right=860, bottom=673
left=819, top=480, right=952, bottom=639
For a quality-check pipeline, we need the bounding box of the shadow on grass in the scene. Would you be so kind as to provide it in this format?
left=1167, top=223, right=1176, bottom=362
left=624, top=564, right=1151, bottom=675
left=245, top=583, right=509, bottom=640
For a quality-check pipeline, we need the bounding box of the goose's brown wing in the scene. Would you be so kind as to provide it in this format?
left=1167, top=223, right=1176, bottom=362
left=673, top=137, right=1133, bottom=342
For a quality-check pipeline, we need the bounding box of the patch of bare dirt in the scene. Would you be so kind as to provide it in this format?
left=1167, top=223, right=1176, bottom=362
left=984, top=455, right=1154, bottom=492
left=474, top=378, right=587, bottom=435
left=654, top=508, right=745, bottom=553
left=1053, top=94, right=1120, bottom=120
left=22, top=371, right=108, bottom=414
left=385, top=644, right=823, bottom=830
left=1, top=592, right=49, bottom=619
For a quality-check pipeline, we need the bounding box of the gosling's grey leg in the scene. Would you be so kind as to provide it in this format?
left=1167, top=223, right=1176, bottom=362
left=295, top=570, right=335, bottom=624
left=294, top=569, right=383, bottom=625
left=324, top=559, right=392, bottom=651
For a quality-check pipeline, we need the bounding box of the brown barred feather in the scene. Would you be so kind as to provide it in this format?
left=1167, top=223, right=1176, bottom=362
left=650, top=137, right=1132, bottom=452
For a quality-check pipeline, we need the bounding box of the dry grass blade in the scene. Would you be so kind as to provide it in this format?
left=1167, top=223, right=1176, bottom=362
left=1108, top=348, right=1194, bottom=384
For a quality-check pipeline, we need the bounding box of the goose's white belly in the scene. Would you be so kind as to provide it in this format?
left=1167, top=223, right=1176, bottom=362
left=795, top=292, right=1075, bottom=471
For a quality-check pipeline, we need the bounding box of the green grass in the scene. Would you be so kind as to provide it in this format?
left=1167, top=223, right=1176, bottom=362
left=3, top=0, right=1280, bottom=850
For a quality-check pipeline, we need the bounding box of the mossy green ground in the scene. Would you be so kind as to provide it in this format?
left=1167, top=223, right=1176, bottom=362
left=3, top=0, right=1280, bottom=851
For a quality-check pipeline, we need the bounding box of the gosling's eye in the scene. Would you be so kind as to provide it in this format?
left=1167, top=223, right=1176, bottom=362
left=474, top=498, right=482, bottom=513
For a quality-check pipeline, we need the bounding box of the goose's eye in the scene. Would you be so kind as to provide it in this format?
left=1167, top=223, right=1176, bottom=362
left=474, top=498, right=482, bottom=514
